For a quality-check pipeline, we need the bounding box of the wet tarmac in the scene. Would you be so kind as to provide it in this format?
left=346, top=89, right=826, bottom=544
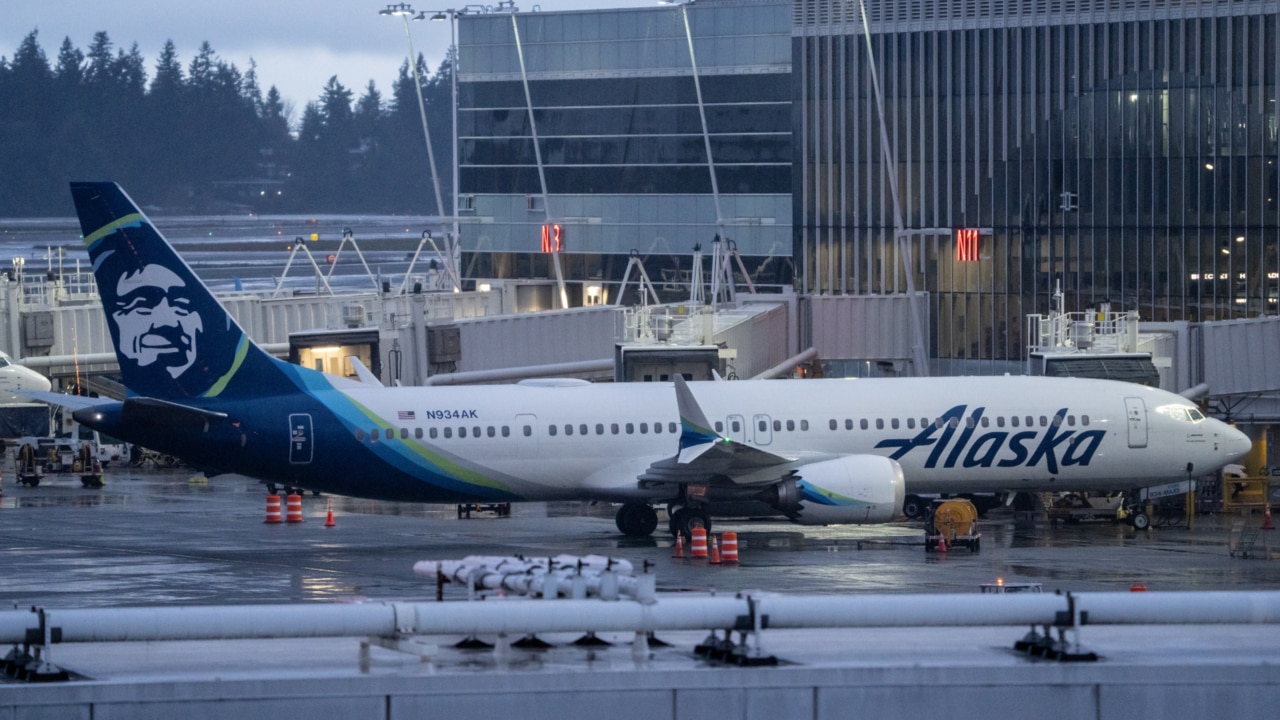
left=3, top=465, right=1278, bottom=610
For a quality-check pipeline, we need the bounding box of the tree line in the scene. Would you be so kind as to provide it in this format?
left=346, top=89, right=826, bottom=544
left=0, top=30, right=452, bottom=216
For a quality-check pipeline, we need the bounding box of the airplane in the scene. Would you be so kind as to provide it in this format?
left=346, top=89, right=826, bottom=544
left=32, top=182, right=1252, bottom=538
left=0, top=351, right=52, bottom=405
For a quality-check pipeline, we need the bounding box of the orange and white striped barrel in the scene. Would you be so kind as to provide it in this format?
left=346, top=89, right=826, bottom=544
left=264, top=494, right=282, bottom=524
left=285, top=493, right=303, bottom=523
left=690, top=526, right=708, bottom=558
left=721, top=531, right=739, bottom=564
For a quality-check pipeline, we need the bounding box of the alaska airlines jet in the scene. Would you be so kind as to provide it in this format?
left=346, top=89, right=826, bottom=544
left=40, top=182, right=1251, bottom=538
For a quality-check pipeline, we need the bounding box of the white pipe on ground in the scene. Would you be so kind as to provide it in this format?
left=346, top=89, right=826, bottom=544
left=3, top=591, right=1279, bottom=645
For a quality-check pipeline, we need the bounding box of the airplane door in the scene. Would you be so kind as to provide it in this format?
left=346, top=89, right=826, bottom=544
left=726, top=414, right=746, bottom=443
left=753, top=414, right=773, bottom=445
left=515, top=413, right=538, bottom=458
left=289, top=414, right=313, bottom=464
left=1124, top=397, right=1148, bottom=449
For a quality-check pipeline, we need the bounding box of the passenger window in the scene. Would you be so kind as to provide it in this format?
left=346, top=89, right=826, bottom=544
left=459, top=427, right=467, bottom=438
left=907, top=418, right=915, bottom=429
left=773, top=420, right=781, bottom=431
left=949, top=418, right=960, bottom=429
left=355, top=429, right=365, bottom=442
left=626, top=423, right=635, bottom=434
left=800, top=420, right=809, bottom=431
left=430, top=428, right=439, bottom=439
left=786, top=420, right=795, bottom=431
left=400, top=428, right=409, bottom=439
left=474, top=426, right=481, bottom=437
left=415, top=428, right=423, bottom=439
left=845, top=419, right=853, bottom=430
left=654, top=422, right=662, bottom=434
left=611, top=423, right=620, bottom=434
left=829, top=419, right=838, bottom=431
left=1011, top=416, right=1019, bottom=427
left=502, top=426, right=510, bottom=437
left=875, top=419, right=884, bottom=430
left=579, top=424, right=588, bottom=436
left=997, top=416, right=1005, bottom=428
left=596, top=424, right=604, bottom=435
left=1025, top=416, right=1033, bottom=427
left=565, top=425, right=574, bottom=436
left=891, top=418, right=899, bottom=430
left=640, top=423, right=648, bottom=434
left=1081, top=415, right=1090, bottom=426
left=522, top=425, right=531, bottom=437
left=669, top=422, right=677, bottom=434
left=716, top=421, right=724, bottom=433
left=732, top=420, right=741, bottom=433
left=980, top=417, right=989, bottom=428
left=549, top=425, right=557, bottom=437
left=1052, top=415, right=1062, bottom=427
left=860, top=419, right=868, bottom=430
left=758, top=420, right=767, bottom=432
left=488, top=426, right=496, bottom=437
left=1039, top=416, right=1047, bottom=427
left=965, top=418, right=974, bottom=429
left=1066, top=415, right=1075, bottom=427
left=444, top=427, right=453, bottom=439
left=385, top=428, right=395, bottom=440
left=370, top=428, right=379, bottom=443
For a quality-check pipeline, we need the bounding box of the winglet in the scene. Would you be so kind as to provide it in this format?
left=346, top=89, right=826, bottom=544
left=674, top=375, right=721, bottom=450
left=349, top=356, right=384, bottom=387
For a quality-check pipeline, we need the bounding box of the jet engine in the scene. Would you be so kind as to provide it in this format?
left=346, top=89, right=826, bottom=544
left=767, top=455, right=905, bottom=525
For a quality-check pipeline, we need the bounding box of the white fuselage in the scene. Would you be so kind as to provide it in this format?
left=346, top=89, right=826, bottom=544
left=0, top=352, right=52, bottom=405
left=340, top=375, right=1249, bottom=502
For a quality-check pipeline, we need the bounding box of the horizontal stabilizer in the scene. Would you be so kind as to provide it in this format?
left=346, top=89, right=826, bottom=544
left=121, top=397, right=229, bottom=427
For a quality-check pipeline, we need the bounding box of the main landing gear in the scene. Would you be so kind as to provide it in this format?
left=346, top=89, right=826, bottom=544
left=668, top=505, right=711, bottom=539
left=615, top=501, right=659, bottom=537
left=613, top=502, right=712, bottom=539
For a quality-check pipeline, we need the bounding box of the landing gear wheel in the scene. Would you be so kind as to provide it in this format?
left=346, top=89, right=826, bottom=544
left=1130, top=511, right=1150, bottom=530
left=902, top=495, right=925, bottom=520
left=668, top=507, right=711, bottom=539
left=615, top=502, right=659, bottom=537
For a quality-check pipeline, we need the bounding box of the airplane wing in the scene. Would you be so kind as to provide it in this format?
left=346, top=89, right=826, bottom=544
left=15, top=391, right=114, bottom=411
left=639, top=376, right=799, bottom=487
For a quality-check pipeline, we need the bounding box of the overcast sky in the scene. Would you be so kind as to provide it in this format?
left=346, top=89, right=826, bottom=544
left=4, top=0, right=654, bottom=118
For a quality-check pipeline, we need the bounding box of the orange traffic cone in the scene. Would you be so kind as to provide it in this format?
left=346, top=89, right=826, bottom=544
left=690, top=527, right=708, bottom=558
left=672, top=532, right=685, bottom=558
left=709, top=535, right=721, bottom=564
left=1130, top=583, right=1148, bottom=592
left=937, top=535, right=948, bottom=553
left=264, top=494, right=282, bottom=524
left=721, top=531, right=739, bottom=564
left=325, top=498, right=335, bottom=528
left=1264, top=504, right=1275, bottom=531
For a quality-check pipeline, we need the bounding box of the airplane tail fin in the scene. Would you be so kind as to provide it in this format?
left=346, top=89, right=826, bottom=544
left=72, top=181, right=288, bottom=400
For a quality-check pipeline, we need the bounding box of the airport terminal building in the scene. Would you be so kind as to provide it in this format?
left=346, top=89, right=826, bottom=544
left=455, top=0, right=1277, bottom=377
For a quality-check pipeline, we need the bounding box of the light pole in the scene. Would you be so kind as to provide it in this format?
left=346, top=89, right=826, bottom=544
left=379, top=3, right=446, bottom=227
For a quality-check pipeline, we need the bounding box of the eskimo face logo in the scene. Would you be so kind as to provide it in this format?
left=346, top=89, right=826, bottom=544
left=108, top=263, right=203, bottom=379
left=874, top=404, right=1106, bottom=473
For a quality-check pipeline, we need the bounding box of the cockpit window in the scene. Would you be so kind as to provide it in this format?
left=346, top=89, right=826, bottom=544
left=1157, top=404, right=1207, bottom=423
left=1187, top=407, right=1205, bottom=422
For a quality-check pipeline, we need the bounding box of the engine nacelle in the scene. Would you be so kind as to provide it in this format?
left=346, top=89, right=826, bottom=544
left=769, top=455, right=905, bottom=525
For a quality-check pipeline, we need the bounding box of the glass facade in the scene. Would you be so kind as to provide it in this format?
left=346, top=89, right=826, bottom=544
left=455, top=2, right=793, bottom=278
left=795, top=0, right=1280, bottom=373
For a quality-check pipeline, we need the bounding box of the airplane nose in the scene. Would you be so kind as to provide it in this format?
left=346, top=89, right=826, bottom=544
left=1223, top=425, right=1252, bottom=463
